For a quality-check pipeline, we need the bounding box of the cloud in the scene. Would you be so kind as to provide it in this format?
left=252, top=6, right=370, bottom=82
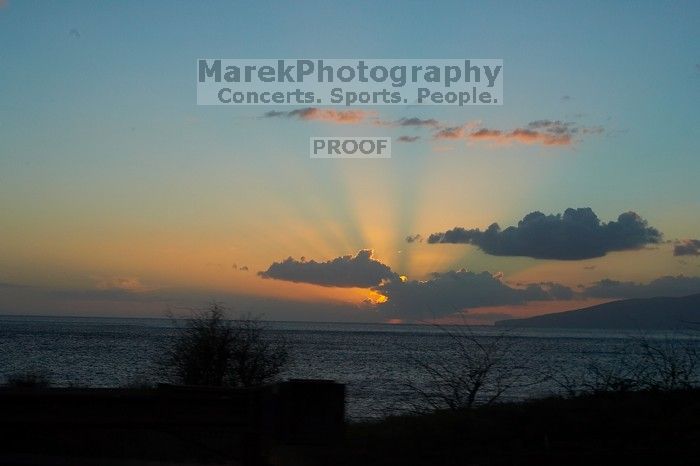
left=426, top=208, right=662, bottom=260
left=539, top=281, right=576, bottom=300
left=372, top=271, right=700, bottom=320
left=94, top=277, right=148, bottom=293
left=480, top=127, right=571, bottom=145
left=263, top=107, right=372, bottom=124
left=433, top=126, right=467, bottom=140
left=260, top=109, right=602, bottom=149
left=259, top=249, right=399, bottom=287
left=582, top=275, right=700, bottom=299
left=674, top=239, right=700, bottom=256
left=528, top=120, right=604, bottom=134
left=433, top=119, right=603, bottom=147
left=395, top=117, right=439, bottom=127
left=405, top=233, right=423, bottom=243
left=257, top=251, right=579, bottom=319
left=373, top=117, right=440, bottom=129
left=256, top=243, right=700, bottom=321
left=372, top=269, right=571, bottom=319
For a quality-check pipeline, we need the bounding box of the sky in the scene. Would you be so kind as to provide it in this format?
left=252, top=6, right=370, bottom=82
left=1, top=0, right=699, bottom=322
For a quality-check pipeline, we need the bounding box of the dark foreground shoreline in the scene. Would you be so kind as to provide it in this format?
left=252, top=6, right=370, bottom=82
left=1, top=384, right=699, bottom=465
left=329, top=389, right=700, bottom=466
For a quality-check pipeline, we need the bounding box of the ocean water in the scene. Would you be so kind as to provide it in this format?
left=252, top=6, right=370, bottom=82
left=1, top=316, right=699, bottom=419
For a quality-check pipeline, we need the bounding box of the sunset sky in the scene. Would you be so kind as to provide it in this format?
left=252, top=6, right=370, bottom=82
left=1, top=0, right=699, bottom=322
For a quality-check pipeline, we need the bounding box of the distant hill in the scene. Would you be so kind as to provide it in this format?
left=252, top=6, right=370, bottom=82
left=495, top=294, right=700, bottom=330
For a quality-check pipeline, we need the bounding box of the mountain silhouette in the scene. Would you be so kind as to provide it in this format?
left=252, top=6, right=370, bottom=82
left=495, top=294, right=700, bottom=329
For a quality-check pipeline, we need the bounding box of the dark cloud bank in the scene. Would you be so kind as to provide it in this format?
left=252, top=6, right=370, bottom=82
left=584, top=275, right=700, bottom=300
left=674, top=239, right=700, bottom=256
left=371, top=270, right=567, bottom=319
left=369, top=272, right=700, bottom=319
left=426, top=208, right=662, bottom=260
left=258, top=249, right=398, bottom=288
left=257, top=207, right=689, bottom=319
left=260, top=246, right=700, bottom=320
left=405, top=234, right=423, bottom=243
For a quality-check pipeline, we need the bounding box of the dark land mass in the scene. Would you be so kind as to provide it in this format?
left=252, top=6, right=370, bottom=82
left=495, top=293, right=700, bottom=329
left=4, top=385, right=699, bottom=465
left=320, top=389, right=700, bottom=466
left=0, top=381, right=344, bottom=466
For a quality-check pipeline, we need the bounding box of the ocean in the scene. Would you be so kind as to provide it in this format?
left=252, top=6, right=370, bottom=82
left=1, top=316, right=699, bottom=419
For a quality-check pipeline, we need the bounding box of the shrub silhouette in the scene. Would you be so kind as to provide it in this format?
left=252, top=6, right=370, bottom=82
left=164, top=303, right=289, bottom=387
left=544, top=331, right=700, bottom=399
left=399, top=325, right=531, bottom=412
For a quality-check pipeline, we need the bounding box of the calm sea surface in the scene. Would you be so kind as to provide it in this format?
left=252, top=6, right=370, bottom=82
left=1, top=316, right=699, bottom=419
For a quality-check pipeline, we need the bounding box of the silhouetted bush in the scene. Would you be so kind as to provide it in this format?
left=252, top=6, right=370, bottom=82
left=400, top=325, right=531, bottom=412
left=404, top=327, right=700, bottom=415
left=636, top=336, right=698, bottom=390
left=163, top=303, right=289, bottom=387
left=550, top=333, right=699, bottom=396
